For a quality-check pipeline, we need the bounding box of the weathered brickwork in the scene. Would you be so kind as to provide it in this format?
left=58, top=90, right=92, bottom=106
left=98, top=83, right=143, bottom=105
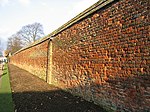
left=10, top=0, right=149, bottom=111
left=11, top=40, right=49, bottom=80
left=52, top=0, right=150, bottom=111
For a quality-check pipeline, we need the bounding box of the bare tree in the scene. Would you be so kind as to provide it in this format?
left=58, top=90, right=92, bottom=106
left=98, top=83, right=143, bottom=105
left=17, top=22, right=44, bottom=45
left=7, top=34, right=23, bottom=54
left=6, top=22, right=44, bottom=54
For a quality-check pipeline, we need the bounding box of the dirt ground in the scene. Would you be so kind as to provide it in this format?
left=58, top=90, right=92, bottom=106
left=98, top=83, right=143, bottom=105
left=9, top=64, right=106, bottom=112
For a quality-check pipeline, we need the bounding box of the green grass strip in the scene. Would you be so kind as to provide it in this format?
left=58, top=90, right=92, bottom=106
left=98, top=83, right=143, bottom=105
left=0, top=64, right=14, bottom=112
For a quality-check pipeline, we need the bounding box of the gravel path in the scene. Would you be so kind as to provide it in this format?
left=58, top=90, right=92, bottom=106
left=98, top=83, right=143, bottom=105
left=9, top=64, right=106, bottom=112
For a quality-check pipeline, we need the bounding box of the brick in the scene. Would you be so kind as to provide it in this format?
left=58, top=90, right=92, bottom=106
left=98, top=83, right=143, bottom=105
left=10, top=0, right=150, bottom=111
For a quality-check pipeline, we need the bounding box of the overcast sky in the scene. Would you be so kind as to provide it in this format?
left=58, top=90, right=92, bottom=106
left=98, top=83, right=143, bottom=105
left=0, top=0, right=99, bottom=50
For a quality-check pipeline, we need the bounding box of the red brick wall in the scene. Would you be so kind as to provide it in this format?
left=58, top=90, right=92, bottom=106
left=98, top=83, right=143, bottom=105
left=52, top=0, right=149, bottom=111
left=11, top=40, right=49, bottom=80
left=11, top=0, right=150, bottom=111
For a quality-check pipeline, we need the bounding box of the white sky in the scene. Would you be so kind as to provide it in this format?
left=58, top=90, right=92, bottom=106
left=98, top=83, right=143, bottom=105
left=0, top=0, right=99, bottom=49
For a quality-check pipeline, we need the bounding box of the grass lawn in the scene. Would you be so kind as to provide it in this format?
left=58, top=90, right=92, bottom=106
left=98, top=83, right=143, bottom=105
left=0, top=64, right=14, bottom=112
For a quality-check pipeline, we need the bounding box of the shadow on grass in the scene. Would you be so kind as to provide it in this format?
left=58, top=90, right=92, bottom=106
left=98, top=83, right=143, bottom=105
left=11, top=89, right=106, bottom=112
left=0, top=93, right=14, bottom=112
left=0, top=64, right=14, bottom=112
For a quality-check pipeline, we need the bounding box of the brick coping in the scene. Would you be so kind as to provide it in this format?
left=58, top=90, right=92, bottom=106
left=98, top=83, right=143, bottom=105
left=13, top=0, right=115, bottom=55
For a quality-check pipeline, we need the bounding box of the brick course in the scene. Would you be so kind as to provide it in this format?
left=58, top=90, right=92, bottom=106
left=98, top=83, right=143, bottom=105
left=11, top=0, right=150, bottom=111
left=11, top=40, right=49, bottom=80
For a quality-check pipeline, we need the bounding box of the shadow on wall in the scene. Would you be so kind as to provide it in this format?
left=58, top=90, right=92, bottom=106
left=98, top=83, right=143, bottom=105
left=103, top=74, right=150, bottom=111
left=52, top=73, right=150, bottom=112
left=1, top=89, right=107, bottom=112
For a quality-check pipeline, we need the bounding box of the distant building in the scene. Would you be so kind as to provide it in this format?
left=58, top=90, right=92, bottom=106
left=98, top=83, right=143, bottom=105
left=0, top=56, right=7, bottom=63
left=0, top=51, right=8, bottom=63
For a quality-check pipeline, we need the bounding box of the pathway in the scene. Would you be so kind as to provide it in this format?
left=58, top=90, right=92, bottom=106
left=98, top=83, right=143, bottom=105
left=9, top=64, right=106, bottom=112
